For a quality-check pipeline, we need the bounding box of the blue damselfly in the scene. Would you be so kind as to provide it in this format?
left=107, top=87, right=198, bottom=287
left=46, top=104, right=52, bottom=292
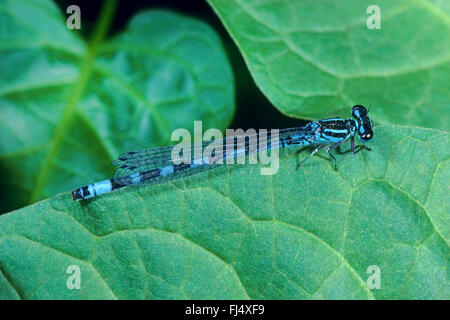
left=72, top=105, right=373, bottom=201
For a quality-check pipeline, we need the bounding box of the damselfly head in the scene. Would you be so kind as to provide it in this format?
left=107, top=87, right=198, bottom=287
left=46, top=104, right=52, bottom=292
left=351, top=105, right=373, bottom=142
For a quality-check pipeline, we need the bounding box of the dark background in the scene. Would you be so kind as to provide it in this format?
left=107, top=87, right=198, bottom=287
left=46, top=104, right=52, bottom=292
left=56, top=0, right=306, bottom=130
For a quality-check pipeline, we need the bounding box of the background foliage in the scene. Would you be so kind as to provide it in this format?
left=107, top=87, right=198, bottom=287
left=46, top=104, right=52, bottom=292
left=0, top=0, right=448, bottom=299
left=209, top=0, right=450, bottom=130
left=0, top=0, right=234, bottom=213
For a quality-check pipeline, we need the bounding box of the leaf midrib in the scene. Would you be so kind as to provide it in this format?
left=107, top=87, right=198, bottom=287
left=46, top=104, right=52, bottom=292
left=29, top=1, right=118, bottom=203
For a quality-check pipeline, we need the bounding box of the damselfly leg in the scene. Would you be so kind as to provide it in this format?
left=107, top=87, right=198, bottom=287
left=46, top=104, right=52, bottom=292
left=326, top=140, right=346, bottom=170
left=296, top=144, right=329, bottom=170
left=351, top=135, right=372, bottom=154
left=353, top=145, right=372, bottom=154
left=296, top=138, right=369, bottom=171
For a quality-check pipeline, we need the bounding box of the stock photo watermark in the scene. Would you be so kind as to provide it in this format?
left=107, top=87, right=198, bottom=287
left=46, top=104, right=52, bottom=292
left=367, top=5, right=381, bottom=29
left=171, top=121, right=280, bottom=176
left=366, top=265, right=381, bottom=289
left=66, top=5, right=81, bottom=30
left=66, top=265, right=81, bottom=290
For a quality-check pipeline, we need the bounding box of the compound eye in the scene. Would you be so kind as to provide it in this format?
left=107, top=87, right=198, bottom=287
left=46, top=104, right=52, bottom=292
left=352, top=105, right=367, bottom=118
left=361, top=131, right=373, bottom=141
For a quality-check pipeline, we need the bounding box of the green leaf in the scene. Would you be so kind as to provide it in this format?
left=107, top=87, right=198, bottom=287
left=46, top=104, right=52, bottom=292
left=208, top=0, right=450, bottom=130
left=0, top=1, right=234, bottom=212
left=0, top=125, right=448, bottom=299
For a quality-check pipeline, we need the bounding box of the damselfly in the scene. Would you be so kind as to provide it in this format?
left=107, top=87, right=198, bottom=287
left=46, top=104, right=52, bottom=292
left=72, top=105, right=373, bottom=201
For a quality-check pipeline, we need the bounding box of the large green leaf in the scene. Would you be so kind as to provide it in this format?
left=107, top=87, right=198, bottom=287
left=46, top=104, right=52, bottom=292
left=0, top=1, right=234, bottom=213
left=0, top=125, right=448, bottom=299
left=208, top=0, right=450, bottom=130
